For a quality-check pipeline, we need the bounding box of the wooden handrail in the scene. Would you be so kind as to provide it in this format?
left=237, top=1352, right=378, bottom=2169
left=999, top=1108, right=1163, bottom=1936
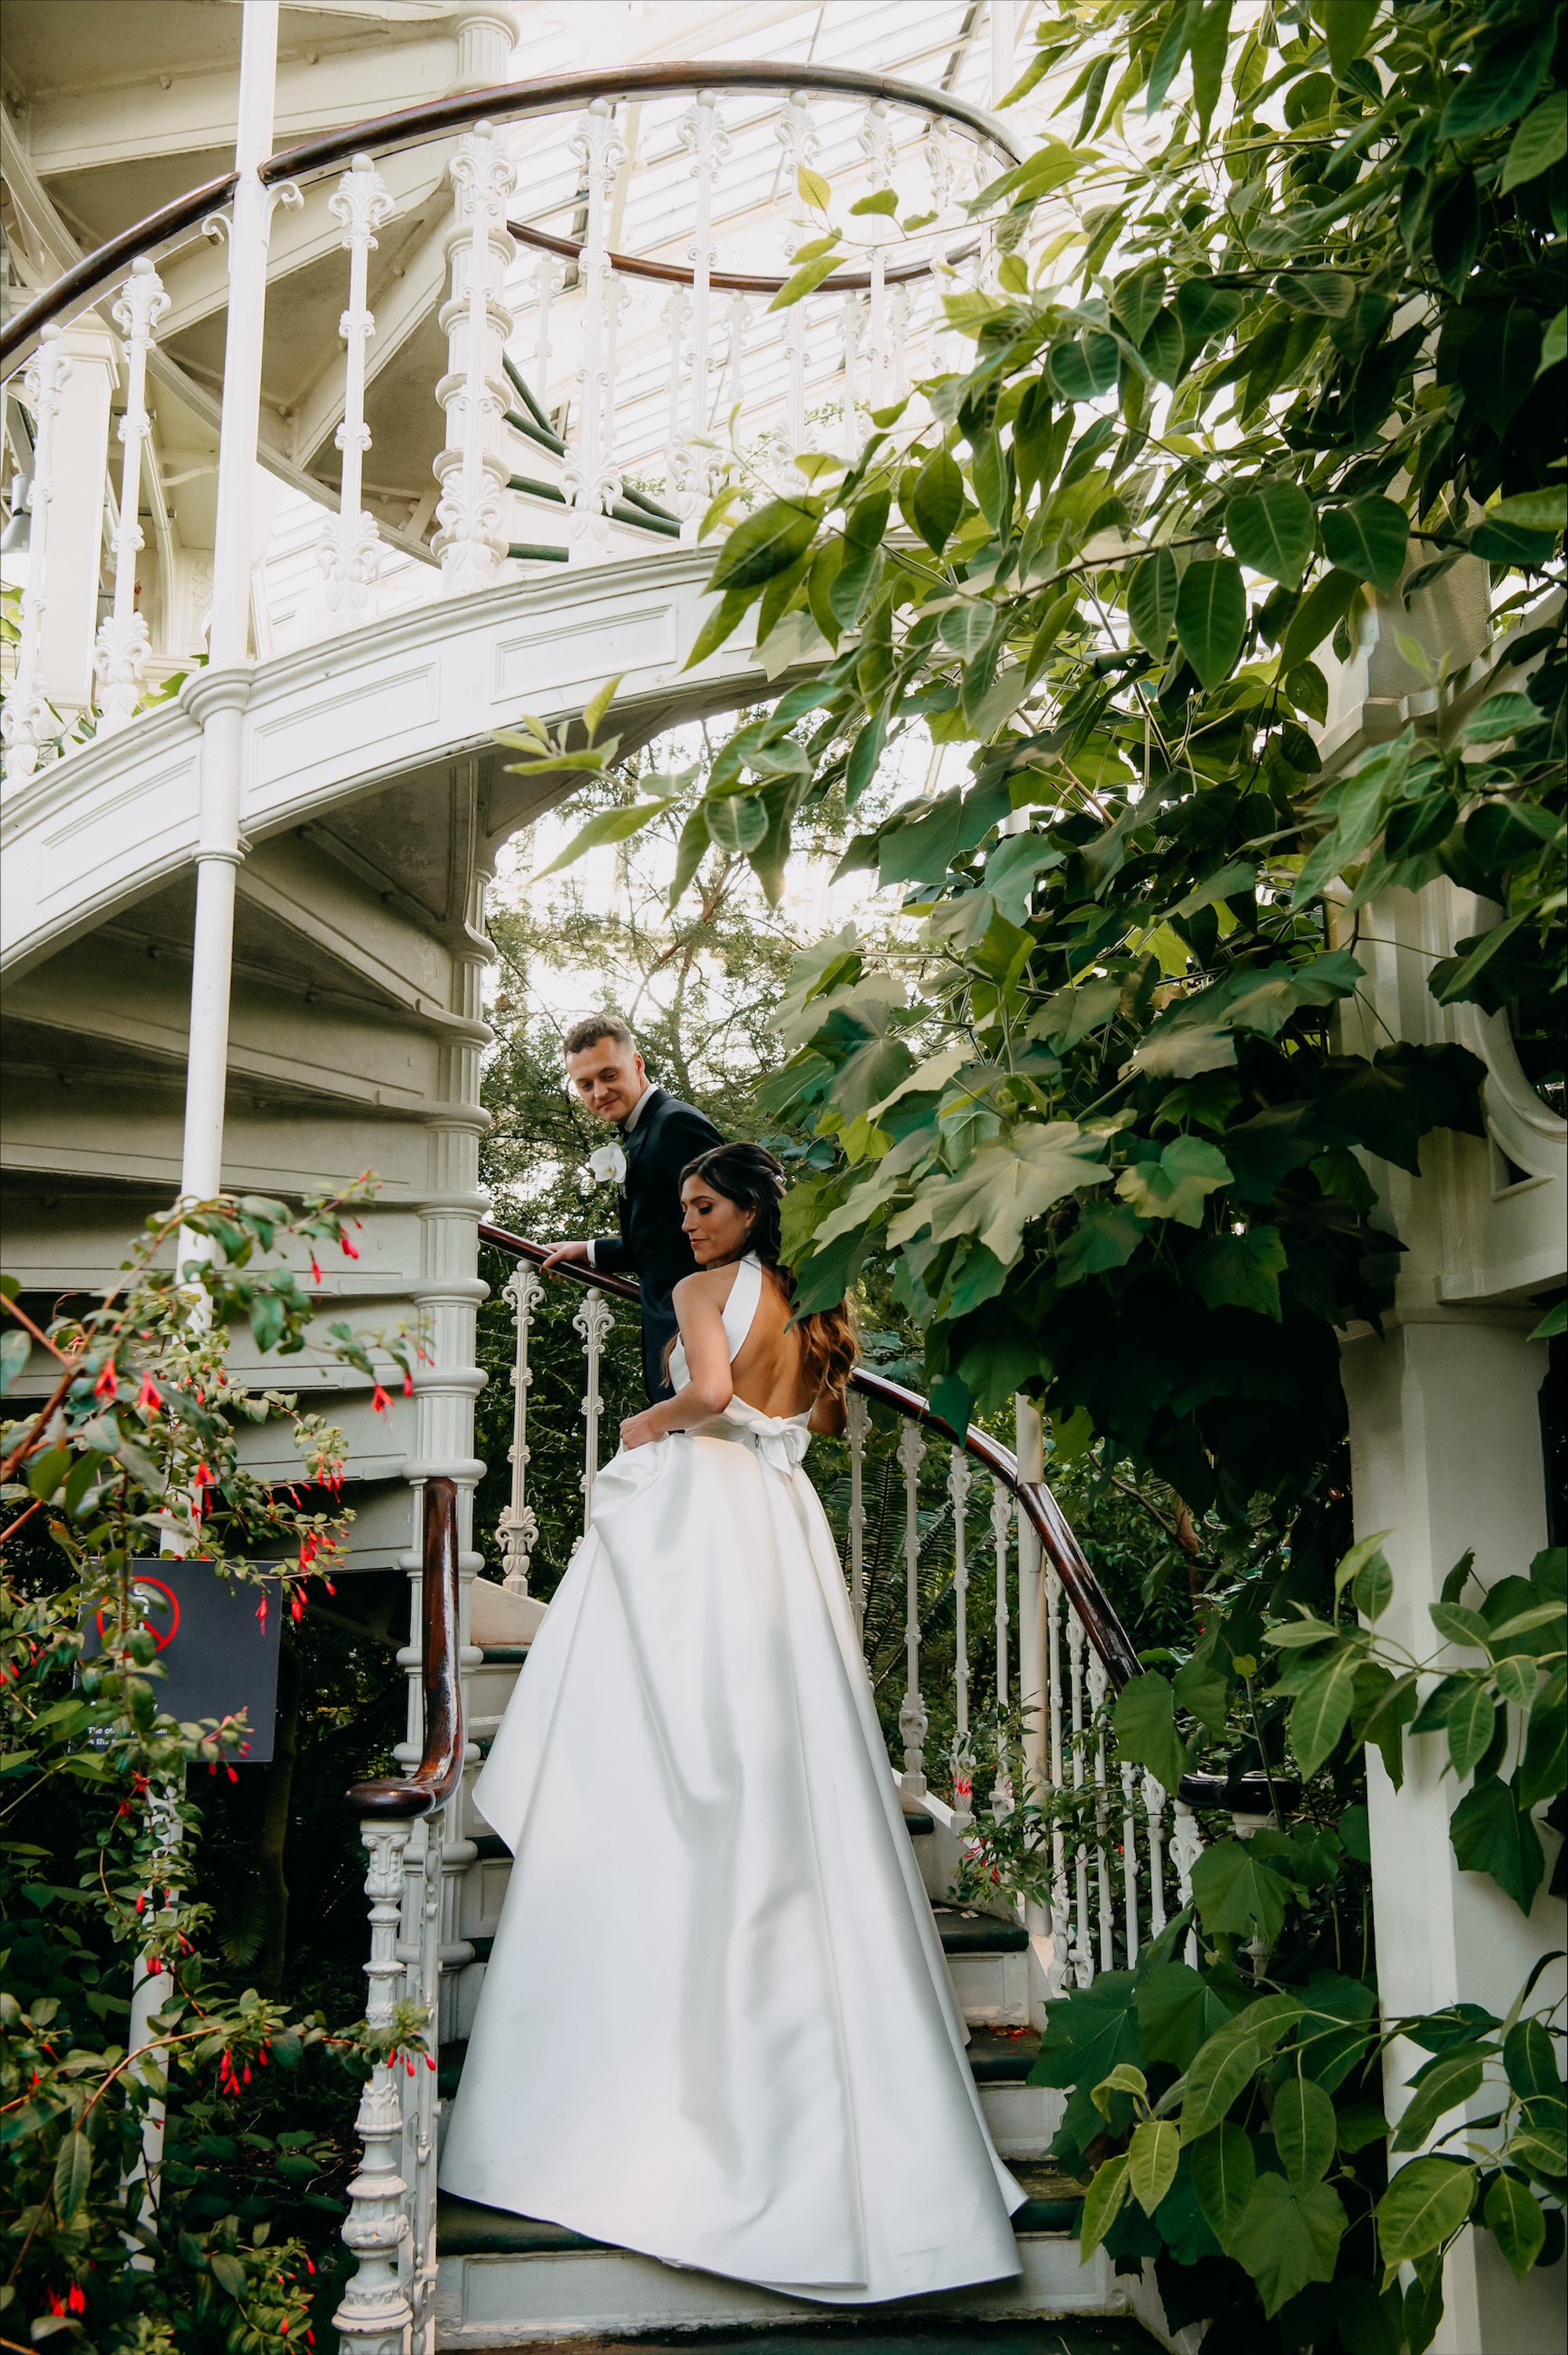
left=1, top=60, right=1021, bottom=373
left=348, top=1475, right=463, bottom=1821
left=509, top=221, right=982, bottom=297
left=476, top=1220, right=1279, bottom=1815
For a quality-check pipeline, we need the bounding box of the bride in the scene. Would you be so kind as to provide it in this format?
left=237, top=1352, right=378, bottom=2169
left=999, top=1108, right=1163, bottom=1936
left=438, top=1141, right=1024, bottom=2302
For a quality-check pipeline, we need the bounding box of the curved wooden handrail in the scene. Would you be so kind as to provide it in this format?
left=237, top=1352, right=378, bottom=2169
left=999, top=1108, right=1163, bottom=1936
left=475, top=1218, right=1280, bottom=1818
left=348, top=1474, right=463, bottom=1822
left=0, top=60, right=1021, bottom=373
left=510, top=221, right=981, bottom=296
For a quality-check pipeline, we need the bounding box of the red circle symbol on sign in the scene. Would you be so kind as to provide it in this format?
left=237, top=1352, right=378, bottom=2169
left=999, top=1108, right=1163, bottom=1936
left=96, top=1576, right=180, bottom=1653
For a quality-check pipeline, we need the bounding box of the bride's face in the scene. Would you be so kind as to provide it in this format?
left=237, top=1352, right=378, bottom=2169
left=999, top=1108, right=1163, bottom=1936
left=681, top=1178, right=754, bottom=1265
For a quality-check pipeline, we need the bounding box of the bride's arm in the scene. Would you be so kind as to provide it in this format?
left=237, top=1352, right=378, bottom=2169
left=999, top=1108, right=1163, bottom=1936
left=619, top=1275, right=733, bottom=1448
left=808, top=1385, right=848, bottom=1437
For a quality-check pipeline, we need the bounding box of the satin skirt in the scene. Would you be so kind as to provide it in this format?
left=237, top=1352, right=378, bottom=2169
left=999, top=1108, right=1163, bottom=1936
left=437, top=1423, right=1023, bottom=2303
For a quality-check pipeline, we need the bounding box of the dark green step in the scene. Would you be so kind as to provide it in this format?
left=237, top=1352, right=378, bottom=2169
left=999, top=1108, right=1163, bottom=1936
left=508, top=540, right=568, bottom=563
left=933, top=1906, right=1028, bottom=1954
left=478, top=1643, right=530, bottom=1665
left=437, top=2183, right=1084, bottom=2262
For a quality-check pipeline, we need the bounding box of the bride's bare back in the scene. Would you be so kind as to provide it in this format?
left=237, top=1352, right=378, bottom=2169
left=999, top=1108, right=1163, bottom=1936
left=673, top=1261, right=844, bottom=1431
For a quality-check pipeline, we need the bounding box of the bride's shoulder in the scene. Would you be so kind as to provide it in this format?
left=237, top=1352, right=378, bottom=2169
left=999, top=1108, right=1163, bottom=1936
left=672, top=1265, right=735, bottom=1308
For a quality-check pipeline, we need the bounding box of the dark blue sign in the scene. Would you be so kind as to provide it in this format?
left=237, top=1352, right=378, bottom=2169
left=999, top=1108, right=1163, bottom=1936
left=81, top=1561, right=282, bottom=1762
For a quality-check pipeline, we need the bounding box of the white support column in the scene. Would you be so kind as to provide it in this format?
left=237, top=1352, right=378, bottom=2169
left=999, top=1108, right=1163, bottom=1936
left=317, top=154, right=394, bottom=619
left=94, top=259, right=169, bottom=729
left=434, top=122, right=517, bottom=594
left=176, top=1, right=281, bottom=1210
left=0, top=325, right=70, bottom=782
left=335, top=1823, right=414, bottom=2355
left=35, top=314, right=115, bottom=721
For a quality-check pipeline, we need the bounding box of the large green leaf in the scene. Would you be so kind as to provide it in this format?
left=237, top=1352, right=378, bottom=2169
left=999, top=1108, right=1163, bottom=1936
left=1112, top=1672, right=1189, bottom=1794
left=1278, top=568, right=1359, bottom=671
left=1502, top=93, right=1568, bottom=191
left=1274, top=2074, right=1337, bottom=2188
left=1484, top=2170, right=1548, bottom=2281
left=1116, top=1135, right=1232, bottom=1226
left=1048, top=330, right=1120, bottom=401
left=1191, top=1840, right=1295, bottom=1945
left=1323, top=0, right=1379, bottom=80
left=1519, top=1669, right=1566, bottom=1809
left=533, top=796, right=676, bottom=879
left=908, top=448, right=964, bottom=554
left=1449, top=1772, right=1544, bottom=1913
left=1321, top=496, right=1409, bottom=593
left=1392, top=2048, right=1486, bottom=2151
left=1289, top=1646, right=1363, bottom=1776
left=886, top=1121, right=1112, bottom=1264
left=1080, top=2151, right=1131, bottom=2255
left=53, top=2127, right=92, bottom=2223
left=1445, top=1682, right=1499, bottom=1780
left=1189, top=2118, right=1255, bottom=2246
left=708, top=496, right=819, bottom=593
left=1128, top=546, right=1179, bottom=651
left=1189, top=1225, right=1287, bottom=1319
left=1181, top=2028, right=1266, bottom=2142
left=1440, top=16, right=1555, bottom=141
left=1030, top=1969, right=1140, bottom=2089
left=1129, top=2117, right=1181, bottom=2214
left=1226, top=481, right=1315, bottom=588
left=1228, top=2173, right=1347, bottom=2318
left=1137, top=1961, right=1238, bottom=2070
left=1174, top=556, right=1247, bottom=688
left=1375, top=2156, right=1477, bottom=2266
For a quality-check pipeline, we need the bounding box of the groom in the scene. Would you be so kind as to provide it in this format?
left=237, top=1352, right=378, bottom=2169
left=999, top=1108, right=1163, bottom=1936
left=543, top=1017, right=723, bottom=1402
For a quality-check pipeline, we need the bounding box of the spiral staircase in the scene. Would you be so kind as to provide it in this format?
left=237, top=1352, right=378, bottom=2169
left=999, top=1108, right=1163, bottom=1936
left=2, top=6, right=1562, bottom=2351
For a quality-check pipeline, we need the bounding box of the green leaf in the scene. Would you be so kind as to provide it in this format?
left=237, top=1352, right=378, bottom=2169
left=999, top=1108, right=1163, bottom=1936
left=1055, top=1200, right=1147, bottom=1284
left=1449, top=1773, right=1544, bottom=1914
left=705, top=793, right=768, bottom=855
left=709, top=496, right=819, bottom=593
left=1279, top=569, right=1359, bottom=672
left=581, top=671, right=622, bottom=744
left=683, top=583, right=757, bottom=670
left=1440, top=16, right=1555, bottom=142
left=908, top=447, right=964, bottom=554
left=1173, top=1652, right=1231, bottom=1738
left=1031, top=1969, right=1140, bottom=2090
left=1323, top=0, right=1380, bottom=81
left=1392, top=2048, right=1486, bottom=2150
left=1115, top=1135, right=1232, bottom=1227
left=209, top=2249, right=248, bottom=2299
left=1189, top=0, right=1232, bottom=138
left=1321, top=497, right=1409, bottom=593
left=1129, top=2117, right=1181, bottom=2213
left=1190, top=2118, right=1255, bottom=2245
left=1174, top=556, right=1247, bottom=689
left=532, top=796, right=675, bottom=880
left=1446, top=1683, right=1499, bottom=1781
left=1375, top=2155, right=1477, bottom=2267
left=1519, top=1671, right=1566, bottom=1810
left=1229, top=2174, right=1347, bottom=2318
left=1488, top=491, right=1567, bottom=537
left=1189, top=1225, right=1287, bottom=1319
left=1113, top=1674, right=1189, bottom=1794
left=886, top=1120, right=1113, bottom=1265
left=1274, top=2074, right=1338, bottom=2189
left=1190, top=1840, right=1292, bottom=1945
left=1503, top=91, right=1568, bottom=191
left=1484, top=2170, right=1547, bottom=2280
left=769, top=253, right=846, bottom=310
left=1138, top=1961, right=1236, bottom=2069
left=53, top=2127, right=92, bottom=2223
left=0, top=1327, right=30, bottom=1395
left=1128, top=546, right=1179, bottom=652
left=1226, top=481, right=1315, bottom=589
left=848, top=187, right=898, bottom=218
left=1352, top=1551, right=1395, bottom=1623
left=1080, top=2150, right=1131, bottom=2255
left=1048, top=330, right=1120, bottom=401
left=1290, top=1647, right=1363, bottom=1776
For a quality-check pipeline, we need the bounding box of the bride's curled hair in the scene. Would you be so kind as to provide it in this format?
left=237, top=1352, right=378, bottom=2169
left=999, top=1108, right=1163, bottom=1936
left=681, top=1141, right=858, bottom=1400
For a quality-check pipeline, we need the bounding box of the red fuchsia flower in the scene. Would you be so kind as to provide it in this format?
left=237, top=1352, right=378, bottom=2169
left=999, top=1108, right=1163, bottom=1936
left=67, top=2287, right=85, bottom=2315
left=136, top=1371, right=162, bottom=1412
left=256, top=1595, right=268, bottom=1631
left=290, top=1592, right=304, bottom=1624
left=340, top=1232, right=359, bottom=1260
left=370, top=1383, right=390, bottom=1414
left=309, top=1254, right=324, bottom=1286
left=94, top=1359, right=118, bottom=1400
left=402, top=1367, right=414, bottom=1396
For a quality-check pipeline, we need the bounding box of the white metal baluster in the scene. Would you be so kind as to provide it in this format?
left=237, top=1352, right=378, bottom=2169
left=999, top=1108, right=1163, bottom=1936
left=529, top=249, right=564, bottom=419
left=897, top=1421, right=927, bottom=1795
left=662, top=284, right=691, bottom=515
left=990, top=1481, right=1013, bottom=1815
left=497, top=1265, right=543, bottom=1595
left=678, top=90, right=728, bottom=535
left=1171, top=1800, right=1203, bottom=1965
left=857, top=100, right=896, bottom=413
left=1045, top=1562, right=1069, bottom=1994
left=949, top=1446, right=972, bottom=1740
left=1066, top=1607, right=1091, bottom=1983
left=336, top=1823, right=414, bottom=2352
left=840, top=296, right=866, bottom=458
left=720, top=288, right=750, bottom=430
left=1, top=325, right=71, bottom=781
left=573, top=1290, right=614, bottom=1534
left=1088, top=1650, right=1114, bottom=1973
left=408, top=1813, right=443, bottom=2355
left=1144, top=1773, right=1168, bottom=1937
left=435, top=122, right=516, bottom=595
left=564, top=100, right=628, bottom=558
left=775, top=91, right=818, bottom=470
left=846, top=1388, right=869, bottom=1641
left=887, top=280, right=912, bottom=403
left=600, top=272, right=632, bottom=517
left=93, top=259, right=169, bottom=728
left=1120, top=1761, right=1141, bottom=1967
left=316, top=154, right=394, bottom=619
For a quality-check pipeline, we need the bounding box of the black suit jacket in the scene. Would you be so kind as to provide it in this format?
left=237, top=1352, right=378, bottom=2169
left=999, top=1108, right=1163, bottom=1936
left=593, top=1088, right=724, bottom=1399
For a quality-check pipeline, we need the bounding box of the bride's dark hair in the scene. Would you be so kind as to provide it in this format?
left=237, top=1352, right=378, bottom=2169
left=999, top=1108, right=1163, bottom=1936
left=680, top=1141, right=858, bottom=1400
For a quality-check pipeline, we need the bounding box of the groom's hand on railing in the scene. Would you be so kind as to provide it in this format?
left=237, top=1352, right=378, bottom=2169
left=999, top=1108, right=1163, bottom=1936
left=541, top=1239, right=592, bottom=1272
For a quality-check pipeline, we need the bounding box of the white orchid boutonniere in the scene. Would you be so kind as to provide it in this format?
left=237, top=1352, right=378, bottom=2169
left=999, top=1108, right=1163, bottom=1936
left=579, top=1141, right=628, bottom=1197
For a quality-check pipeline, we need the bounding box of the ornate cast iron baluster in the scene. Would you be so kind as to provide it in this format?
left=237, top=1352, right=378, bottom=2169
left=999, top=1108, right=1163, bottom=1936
left=846, top=1388, right=869, bottom=1641
left=897, top=1420, right=927, bottom=1795
left=574, top=1288, right=614, bottom=1534
left=95, top=258, right=169, bottom=727
left=1, top=325, right=71, bottom=781
left=498, top=1264, right=543, bottom=1595
left=318, top=154, right=394, bottom=617
left=436, top=122, right=516, bottom=594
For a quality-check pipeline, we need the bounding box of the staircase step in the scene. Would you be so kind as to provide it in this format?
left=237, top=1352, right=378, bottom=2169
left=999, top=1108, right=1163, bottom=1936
left=437, top=2027, right=1043, bottom=2107
left=478, top=1644, right=531, bottom=1665
left=932, top=1907, right=1028, bottom=1955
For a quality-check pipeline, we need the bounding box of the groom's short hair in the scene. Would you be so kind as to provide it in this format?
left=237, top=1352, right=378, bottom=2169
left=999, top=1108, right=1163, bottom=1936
left=564, top=1014, right=636, bottom=1057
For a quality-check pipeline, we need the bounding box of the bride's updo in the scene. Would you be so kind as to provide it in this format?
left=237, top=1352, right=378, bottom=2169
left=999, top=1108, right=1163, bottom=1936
left=681, top=1141, right=858, bottom=1400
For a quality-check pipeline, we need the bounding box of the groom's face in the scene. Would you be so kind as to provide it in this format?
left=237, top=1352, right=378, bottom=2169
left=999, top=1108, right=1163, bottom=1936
left=566, top=1035, right=647, bottom=1127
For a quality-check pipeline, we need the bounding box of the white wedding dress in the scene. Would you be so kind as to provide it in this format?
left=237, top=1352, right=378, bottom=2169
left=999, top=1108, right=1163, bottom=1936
left=438, top=1254, right=1024, bottom=2302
